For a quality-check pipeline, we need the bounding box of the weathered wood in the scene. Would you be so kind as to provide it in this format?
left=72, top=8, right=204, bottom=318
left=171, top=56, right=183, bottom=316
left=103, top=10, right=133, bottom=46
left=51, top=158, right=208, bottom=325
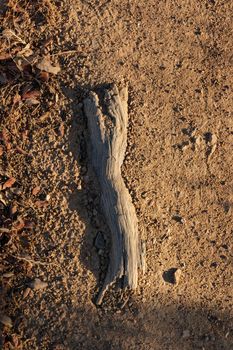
left=84, top=84, right=144, bottom=304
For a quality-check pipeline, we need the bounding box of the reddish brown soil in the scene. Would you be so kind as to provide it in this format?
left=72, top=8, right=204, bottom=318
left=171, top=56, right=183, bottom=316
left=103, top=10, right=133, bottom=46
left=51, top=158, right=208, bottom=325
left=0, top=1, right=232, bottom=349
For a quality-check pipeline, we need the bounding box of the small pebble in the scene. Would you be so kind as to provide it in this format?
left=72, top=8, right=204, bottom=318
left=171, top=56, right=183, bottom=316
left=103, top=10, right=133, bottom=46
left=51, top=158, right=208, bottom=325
left=172, top=215, right=184, bottom=224
left=162, top=268, right=182, bottom=284
left=29, top=278, right=48, bottom=290
left=182, top=329, right=190, bottom=339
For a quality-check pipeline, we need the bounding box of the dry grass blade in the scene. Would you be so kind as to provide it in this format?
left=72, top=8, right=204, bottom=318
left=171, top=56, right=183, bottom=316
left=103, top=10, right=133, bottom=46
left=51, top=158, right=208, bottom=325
left=2, top=29, right=26, bottom=45
left=11, top=254, right=59, bottom=267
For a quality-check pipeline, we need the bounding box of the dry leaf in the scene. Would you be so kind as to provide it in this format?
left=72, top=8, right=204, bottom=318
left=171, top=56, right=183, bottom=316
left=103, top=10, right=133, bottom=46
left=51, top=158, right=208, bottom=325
left=32, top=186, right=41, bottom=196
left=8, top=2, right=25, bottom=13
left=14, top=57, right=30, bottom=72
left=3, top=177, right=16, bottom=189
left=10, top=204, right=18, bottom=215
left=23, top=287, right=31, bottom=299
left=24, top=98, right=40, bottom=106
left=3, top=272, right=14, bottom=278
left=17, top=43, right=33, bottom=57
left=10, top=334, right=20, bottom=348
left=0, top=60, right=21, bottom=85
left=39, top=71, right=49, bottom=81
left=35, top=200, right=48, bottom=208
left=22, top=90, right=40, bottom=105
left=13, top=219, right=25, bottom=231
left=39, top=111, right=50, bottom=122
left=37, top=56, right=60, bottom=75
left=15, top=146, right=27, bottom=155
left=0, top=52, right=11, bottom=60
left=2, top=29, right=26, bottom=44
left=22, top=90, right=40, bottom=100
left=0, top=193, right=7, bottom=206
left=0, top=314, right=13, bottom=327
left=22, top=131, right=28, bottom=141
left=24, top=220, right=35, bottom=229
left=59, top=123, right=65, bottom=137
left=1, top=129, right=12, bottom=151
left=13, top=92, right=21, bottom=104
left=0, top=44, right=29, bottom=61
left=1, top=128, right=9, bottom=143
left=0, top=146, right=3, bottom=156
left=6, top=142, right=12, bottom=151
left=0, top=228, right=10, bottom=233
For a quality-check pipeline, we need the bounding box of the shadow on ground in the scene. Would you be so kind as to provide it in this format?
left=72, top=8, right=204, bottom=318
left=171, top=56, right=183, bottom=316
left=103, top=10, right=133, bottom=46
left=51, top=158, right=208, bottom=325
left=63, top=300, right=233, bottom=350
left=63, top=84, right=111, bottom=303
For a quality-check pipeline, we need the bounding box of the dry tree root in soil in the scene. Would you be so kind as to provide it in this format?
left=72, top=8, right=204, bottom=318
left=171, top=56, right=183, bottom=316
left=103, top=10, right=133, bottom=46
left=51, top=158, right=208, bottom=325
left=84, top=84, right=145, bottom=305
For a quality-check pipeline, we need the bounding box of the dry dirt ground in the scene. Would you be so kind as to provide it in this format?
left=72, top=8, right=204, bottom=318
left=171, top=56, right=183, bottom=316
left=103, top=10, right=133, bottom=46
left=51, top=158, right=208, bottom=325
left=0, top=0, right=233, bottom=349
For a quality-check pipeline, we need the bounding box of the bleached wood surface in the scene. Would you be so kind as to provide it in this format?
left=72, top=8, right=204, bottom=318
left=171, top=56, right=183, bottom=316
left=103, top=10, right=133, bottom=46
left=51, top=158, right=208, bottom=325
left=84, top=84, right=144, bottom=304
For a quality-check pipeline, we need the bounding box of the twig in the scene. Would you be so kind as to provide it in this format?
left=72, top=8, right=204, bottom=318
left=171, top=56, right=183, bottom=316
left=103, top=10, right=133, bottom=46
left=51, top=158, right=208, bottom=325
left=10, top=254, right=59, bottom=267
left=84, top=85, right=143, bottom=305
left=51, top=50, right=79, bottom=56
left=0, top=228, right=11, bottom=233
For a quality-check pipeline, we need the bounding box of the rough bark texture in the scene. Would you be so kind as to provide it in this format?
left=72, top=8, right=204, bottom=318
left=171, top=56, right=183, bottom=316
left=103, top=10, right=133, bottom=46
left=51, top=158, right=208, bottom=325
left=84, top=85, right=143, bottom=304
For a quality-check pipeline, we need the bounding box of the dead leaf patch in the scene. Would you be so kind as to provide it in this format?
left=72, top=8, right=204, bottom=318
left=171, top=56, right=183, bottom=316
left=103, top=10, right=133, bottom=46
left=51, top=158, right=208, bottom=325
left=15, top=146, right=27, bottom=155
left=39, top=71, right=49, bottom=81
left=1, top=129, right=12, bottom=151
left=59, top=123, right=65, bottom=137
left=22, top=90, right=40, bottom=105
left=22, top=90, right=40, bottom=100
left=3, top=177, right=16, bottom=189
left=1, top=128, right=9, bottom=143
left=34, top=200, right=48, bottom=208
left=13, top=219, right=25, bottom=231
left=32, top=186, right=41, bottom=196
left=17, top=43, right=33, bottom=58
left=2, top=29, right=26, bottom=45
left=0, top=60, right=21, bottom=85
left=24, top=220, right=35, bottom=229
left=39, top=111, right=50, bottom=122
left=0, top=314, right=13, bottom=327
left=0, top=52, right=12, bottom=60
left=10, top=204, right=18, bottom=215
left=13, top=92, right=21, bottom=104
left=36, top=56, right=60, bottom=75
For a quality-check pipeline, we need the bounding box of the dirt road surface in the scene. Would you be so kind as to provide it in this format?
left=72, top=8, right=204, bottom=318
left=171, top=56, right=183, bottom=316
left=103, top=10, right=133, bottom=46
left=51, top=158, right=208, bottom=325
left=0, top=1, right=232, bottom=349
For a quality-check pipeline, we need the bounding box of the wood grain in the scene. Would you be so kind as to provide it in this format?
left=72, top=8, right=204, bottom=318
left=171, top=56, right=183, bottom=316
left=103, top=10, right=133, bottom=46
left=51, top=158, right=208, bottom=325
left=84, top=84, right=144, bottom=304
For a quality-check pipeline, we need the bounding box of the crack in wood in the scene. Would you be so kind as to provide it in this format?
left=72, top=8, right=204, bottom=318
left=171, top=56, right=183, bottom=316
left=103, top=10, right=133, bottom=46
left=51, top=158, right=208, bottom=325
left=84, top=84, right=144, bottom=304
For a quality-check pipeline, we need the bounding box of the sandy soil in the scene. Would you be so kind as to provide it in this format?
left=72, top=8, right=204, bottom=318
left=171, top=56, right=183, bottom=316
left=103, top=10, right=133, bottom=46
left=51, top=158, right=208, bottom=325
left=0, top=0, right=233, bottom=349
